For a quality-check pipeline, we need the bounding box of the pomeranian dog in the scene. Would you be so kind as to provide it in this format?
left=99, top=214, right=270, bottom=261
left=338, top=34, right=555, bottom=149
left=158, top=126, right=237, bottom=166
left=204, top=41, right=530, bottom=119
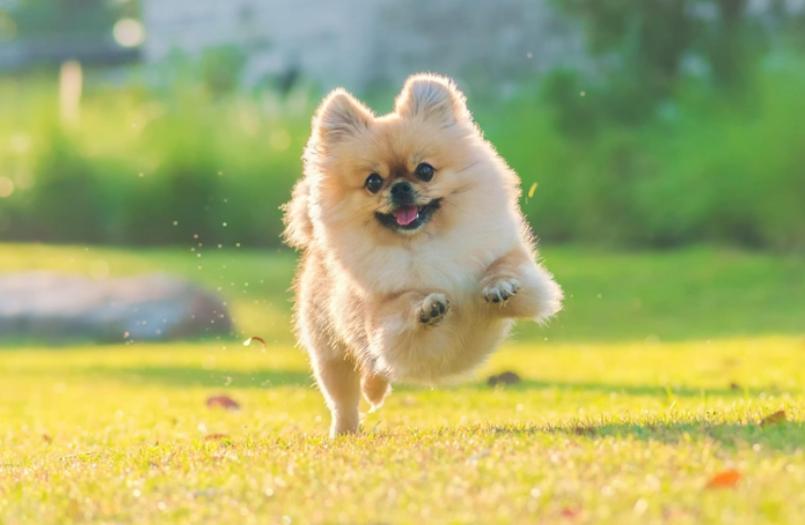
left=283, top=73, right=563, bottom=436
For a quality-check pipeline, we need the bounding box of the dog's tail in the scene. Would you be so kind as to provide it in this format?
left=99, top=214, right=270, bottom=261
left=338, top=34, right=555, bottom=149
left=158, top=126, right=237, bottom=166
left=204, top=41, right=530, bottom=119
left=281, top=178, right=314, bottom=249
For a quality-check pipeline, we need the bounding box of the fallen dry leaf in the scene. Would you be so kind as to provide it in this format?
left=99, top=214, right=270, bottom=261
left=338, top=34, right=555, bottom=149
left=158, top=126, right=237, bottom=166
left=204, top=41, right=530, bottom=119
left=760, top=410, right=786, bottom=427
left=206, top=395, right=240, bottom=410
left=205, top=433, right=229, bottom=441
left=243, top=336, right=267, bottom=351
left=42, top=434, right=52, bottom=444
left=729, top=382, right=741, bottom=391
left=487, top=371, right=521, bottom=387
left=572, top=426, right=597, bottom=436
left=706, top=469, right=741, bottom=489
left=560, top=507, right=579, bottom=518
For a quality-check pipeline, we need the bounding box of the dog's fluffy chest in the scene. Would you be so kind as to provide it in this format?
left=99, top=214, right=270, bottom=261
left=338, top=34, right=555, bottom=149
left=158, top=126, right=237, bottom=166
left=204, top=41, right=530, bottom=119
left=346, top=232, right=504, bottom=296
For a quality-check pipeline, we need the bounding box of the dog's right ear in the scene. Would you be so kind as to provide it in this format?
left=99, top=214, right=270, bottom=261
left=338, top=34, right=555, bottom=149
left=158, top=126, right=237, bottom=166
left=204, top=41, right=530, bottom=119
left=313, top=88, right=374, bottom=144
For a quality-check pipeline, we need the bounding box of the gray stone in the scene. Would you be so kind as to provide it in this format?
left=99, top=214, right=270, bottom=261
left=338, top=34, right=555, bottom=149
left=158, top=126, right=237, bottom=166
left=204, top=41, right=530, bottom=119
left=0, top=272, right=232, bottom=343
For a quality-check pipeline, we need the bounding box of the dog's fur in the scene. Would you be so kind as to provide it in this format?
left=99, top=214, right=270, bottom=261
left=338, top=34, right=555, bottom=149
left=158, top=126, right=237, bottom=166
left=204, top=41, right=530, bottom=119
left=282, top=73, right=563, bottom=436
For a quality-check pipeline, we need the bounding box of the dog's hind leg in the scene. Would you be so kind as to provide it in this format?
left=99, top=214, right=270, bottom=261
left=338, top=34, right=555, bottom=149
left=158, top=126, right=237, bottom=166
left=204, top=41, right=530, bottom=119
left=361, top=372, right=391, bottom=411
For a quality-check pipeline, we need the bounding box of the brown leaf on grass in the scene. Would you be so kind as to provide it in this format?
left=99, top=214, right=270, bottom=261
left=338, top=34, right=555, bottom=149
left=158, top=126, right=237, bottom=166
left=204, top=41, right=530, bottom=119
left=206, top=395, right=240, bottom=410
left=42, top=434, right=52, bottom=444
left=706, top=469, right=741, bottom=489
left=487, top=371, right=521, bottom=387
left=572, top=426, right=597, bottom=436
left=729, top=382, right=741, bottom=391
left=760, top=410, right=786, bottom=427
left=243, top=336, right=267, bottom=351
left=205, top=433, right=229, bottom=441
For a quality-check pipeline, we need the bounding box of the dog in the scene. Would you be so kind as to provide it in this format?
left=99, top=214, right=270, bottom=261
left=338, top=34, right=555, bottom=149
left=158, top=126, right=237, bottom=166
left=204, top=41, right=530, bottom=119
left=282, top=73, right=563, bottom=436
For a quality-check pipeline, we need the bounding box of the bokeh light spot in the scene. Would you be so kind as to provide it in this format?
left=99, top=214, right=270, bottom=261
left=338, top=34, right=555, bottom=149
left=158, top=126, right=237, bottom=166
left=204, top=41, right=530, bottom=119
left=113, top=19, right=145, bottom=48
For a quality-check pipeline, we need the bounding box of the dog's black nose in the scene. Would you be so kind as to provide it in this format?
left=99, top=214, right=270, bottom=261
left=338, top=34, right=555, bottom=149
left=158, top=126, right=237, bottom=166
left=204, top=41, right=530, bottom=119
left=391, top=182, right=412, bottom=196
left=390, top=181, right=414, bottom=205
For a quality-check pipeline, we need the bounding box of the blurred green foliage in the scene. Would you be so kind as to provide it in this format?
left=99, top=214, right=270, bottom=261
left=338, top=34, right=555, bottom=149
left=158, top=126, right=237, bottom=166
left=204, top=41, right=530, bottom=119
left=551, top=0, right=783, bottom=126
left=0, top=54, right=803, bottom=250
left=490, top=56, right=805, bottom=249
left=0, top=74, right=311, bottom=246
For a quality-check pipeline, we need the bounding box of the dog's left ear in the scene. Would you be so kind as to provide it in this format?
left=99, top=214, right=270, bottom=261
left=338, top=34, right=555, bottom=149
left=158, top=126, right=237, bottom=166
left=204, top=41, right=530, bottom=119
left=394, top=73, right=471, bottom=126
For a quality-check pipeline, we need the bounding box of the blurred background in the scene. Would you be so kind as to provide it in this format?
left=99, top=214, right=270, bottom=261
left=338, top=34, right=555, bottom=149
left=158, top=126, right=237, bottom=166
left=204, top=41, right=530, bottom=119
left=0, top=0, right=803, bottom=347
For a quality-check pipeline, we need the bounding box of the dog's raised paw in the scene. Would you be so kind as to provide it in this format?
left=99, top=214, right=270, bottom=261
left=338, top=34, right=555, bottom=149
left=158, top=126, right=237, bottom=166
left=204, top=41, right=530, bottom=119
left=417, top=293, right=450, bottom=326
left=483, top=279, right=521, bottom=304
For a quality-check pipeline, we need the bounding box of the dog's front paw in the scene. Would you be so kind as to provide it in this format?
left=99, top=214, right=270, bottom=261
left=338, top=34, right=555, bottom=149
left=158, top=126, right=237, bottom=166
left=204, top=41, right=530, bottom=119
left=417, top=293, right=450, bottom=326
left=483, top=278, right=521, bottom=304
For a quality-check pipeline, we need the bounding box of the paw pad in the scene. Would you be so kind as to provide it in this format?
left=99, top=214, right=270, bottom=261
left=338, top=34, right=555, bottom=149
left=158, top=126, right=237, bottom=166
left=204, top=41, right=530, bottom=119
left=483, top=279, right=521, bottom=304
left=417, top=293, right=450, bottom=326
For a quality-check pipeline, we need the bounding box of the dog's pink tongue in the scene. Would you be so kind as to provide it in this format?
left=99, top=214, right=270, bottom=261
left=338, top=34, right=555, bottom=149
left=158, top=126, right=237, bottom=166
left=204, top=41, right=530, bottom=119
left=393, top=206, right=418, bottom=226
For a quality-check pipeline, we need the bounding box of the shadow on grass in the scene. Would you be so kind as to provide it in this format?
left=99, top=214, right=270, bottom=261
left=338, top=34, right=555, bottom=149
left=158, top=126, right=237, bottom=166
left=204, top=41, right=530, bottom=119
left=84, top=366, right=313, bottom=389
left=82, top=366, right=789, bottom=400
left=466, top=379, right=782, bottom=398
left=486, top=420, right=805, bottom=452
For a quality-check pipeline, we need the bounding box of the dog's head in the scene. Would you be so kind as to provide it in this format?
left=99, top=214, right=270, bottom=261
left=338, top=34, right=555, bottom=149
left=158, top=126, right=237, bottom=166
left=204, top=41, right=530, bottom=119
left=305, top=74, right=484, bottom=239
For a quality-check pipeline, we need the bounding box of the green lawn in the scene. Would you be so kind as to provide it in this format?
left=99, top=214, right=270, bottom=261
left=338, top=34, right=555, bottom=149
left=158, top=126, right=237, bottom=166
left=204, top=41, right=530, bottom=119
left=1, top=244, right=804, bottom=524
left=2, top=243, right=804, bottom=343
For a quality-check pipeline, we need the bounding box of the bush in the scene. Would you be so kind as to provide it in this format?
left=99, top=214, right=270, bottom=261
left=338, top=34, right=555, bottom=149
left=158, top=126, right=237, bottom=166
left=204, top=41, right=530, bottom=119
left=480, top=58, right=805, bottom=250
left=0, top=60, right=803, bottom=251
left=0, top=75, right=312, bottom=247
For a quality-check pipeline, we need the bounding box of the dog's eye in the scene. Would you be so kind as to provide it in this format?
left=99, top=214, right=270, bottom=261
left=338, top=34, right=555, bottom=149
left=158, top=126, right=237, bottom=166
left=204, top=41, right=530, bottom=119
left=365, top=173, right=383, bottom=193
left=415, top=163, right=435, bottom=182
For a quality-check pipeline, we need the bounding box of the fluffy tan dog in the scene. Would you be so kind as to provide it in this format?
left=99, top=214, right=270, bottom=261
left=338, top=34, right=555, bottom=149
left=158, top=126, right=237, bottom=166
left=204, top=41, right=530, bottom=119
left=283, top=73, right=563, bottom=436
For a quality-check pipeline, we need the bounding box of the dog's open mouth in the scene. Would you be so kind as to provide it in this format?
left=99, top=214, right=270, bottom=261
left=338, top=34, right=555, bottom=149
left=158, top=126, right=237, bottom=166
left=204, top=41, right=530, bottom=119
left=375, top=199, right=442, bottom=233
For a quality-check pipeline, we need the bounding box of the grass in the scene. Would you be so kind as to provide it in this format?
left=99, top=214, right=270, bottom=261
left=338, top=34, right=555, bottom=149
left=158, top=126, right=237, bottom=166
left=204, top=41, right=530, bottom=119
left=1, top=244, right=804, bottom=523
left=2, top=243, right=804, bottom=343
left=2, top=338, right=804, bottom=524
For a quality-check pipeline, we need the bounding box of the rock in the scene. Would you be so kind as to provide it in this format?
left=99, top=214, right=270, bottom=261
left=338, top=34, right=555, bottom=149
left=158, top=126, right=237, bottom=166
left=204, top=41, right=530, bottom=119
left=0, top=272, right=232, bottom=343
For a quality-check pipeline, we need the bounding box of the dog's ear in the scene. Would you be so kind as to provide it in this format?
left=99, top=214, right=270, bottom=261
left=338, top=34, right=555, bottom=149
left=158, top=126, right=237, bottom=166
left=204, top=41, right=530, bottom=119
left=394, top=73, right=470, bottom=126
left=313, top=88, right=374, bottom=144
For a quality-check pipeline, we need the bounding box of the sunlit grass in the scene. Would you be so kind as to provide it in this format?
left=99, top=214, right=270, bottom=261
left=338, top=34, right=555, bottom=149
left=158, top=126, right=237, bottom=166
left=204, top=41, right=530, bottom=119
left=1, top=244, right=804, bottom=523
left=1, top=337, right=804, bottom=524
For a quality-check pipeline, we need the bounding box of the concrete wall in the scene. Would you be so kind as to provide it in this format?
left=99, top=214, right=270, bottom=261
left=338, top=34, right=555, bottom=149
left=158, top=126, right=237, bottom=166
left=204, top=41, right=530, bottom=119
left=140, top=0, right=585, bottom=93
